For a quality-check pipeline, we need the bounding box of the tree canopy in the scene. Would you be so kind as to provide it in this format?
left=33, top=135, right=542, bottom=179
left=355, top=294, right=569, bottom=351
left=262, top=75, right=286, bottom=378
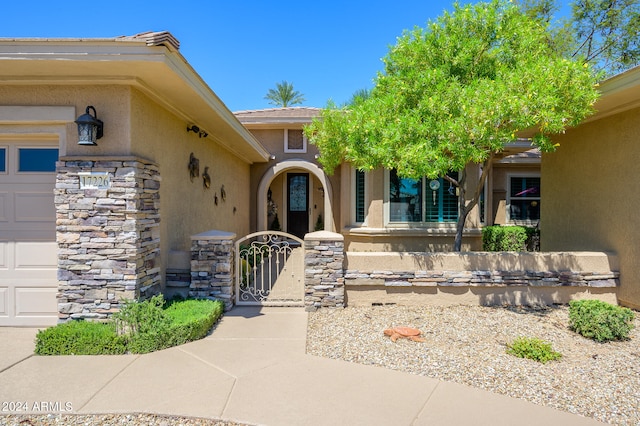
left=264, top=80, right=306, bottom=107
left=519, top=0, right=640, bottom=76
left=305, top=0, right=600, bottom=250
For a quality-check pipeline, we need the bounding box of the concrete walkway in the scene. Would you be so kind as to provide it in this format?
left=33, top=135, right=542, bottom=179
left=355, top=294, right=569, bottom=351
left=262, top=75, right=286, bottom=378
left=0, top=307, right=604, bottom=425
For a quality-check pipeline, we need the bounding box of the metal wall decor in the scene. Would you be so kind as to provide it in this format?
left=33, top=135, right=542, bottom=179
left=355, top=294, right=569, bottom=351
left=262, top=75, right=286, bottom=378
left=214, top=193, right=219, bottom=205
left=202, top=166, right=211, bottom=189
left=188, top=153, right=199, bottom=182
left=220, top=185, right=226, bottom=201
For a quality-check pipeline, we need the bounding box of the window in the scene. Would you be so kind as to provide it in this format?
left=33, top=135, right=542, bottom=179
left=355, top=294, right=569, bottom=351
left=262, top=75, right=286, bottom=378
left=284, top=129, right=307, bottom=153
left=354, top=169, right=366, bottom=223
left=388, top=169, right=458, bottom=223
left=508, top=176, right=540, bottom=222
left=0, top=148, right=5, bottom=173
left=18, top=148, right=58, bottom=172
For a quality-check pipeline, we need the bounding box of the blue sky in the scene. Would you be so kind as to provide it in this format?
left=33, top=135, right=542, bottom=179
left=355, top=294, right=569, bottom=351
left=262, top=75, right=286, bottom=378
left=2, top=1, right=570, bottom=112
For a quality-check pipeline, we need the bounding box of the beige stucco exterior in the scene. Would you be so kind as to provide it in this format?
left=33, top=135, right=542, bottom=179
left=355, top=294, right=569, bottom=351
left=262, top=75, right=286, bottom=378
left=238, top=109, right=545, bottom=253
left=542, top=67, right=640, bottom=308
left=0, top=34, right=270, bottom=313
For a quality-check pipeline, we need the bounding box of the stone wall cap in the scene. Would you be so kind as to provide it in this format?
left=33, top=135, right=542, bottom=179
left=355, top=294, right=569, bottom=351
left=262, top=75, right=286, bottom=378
left=305, top=231, right=344, bottom=241
left=191, top=230, right=237, bottom=240
left=59, top=155, right=156, bottom=166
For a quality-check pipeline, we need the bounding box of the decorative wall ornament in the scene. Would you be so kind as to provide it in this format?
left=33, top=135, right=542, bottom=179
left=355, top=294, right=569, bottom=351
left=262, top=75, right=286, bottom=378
left=220, top=185, right=226, bottom=201
left=188, top=153, right=199, bottom=182
left=214, top=193, right=219, bottom=205
left=202, top=166, right=211, bottom=189
left=187, top=124, right=208, bottom=138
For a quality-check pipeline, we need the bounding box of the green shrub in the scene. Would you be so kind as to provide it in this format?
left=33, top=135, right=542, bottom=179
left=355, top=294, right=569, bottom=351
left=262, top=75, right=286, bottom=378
left=569, top=299, right=635, bottom=342
left=35, top=320, right=126, bottom=355
left=35, top=296, right=225, bottom=355
left=482, top=226, right=528, bottom=251
left=113, top=294, right=169, bottom=335
left=506, top=337, right=562, bottom=363
left=118, top=296, right=224, bottom=354
left=163, top=299, right=224, bottom=347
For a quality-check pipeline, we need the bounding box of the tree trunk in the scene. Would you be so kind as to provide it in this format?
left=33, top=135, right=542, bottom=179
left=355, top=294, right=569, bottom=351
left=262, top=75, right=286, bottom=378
left=452, top=156, right=494, bottom=252
left=453, top=190, right=469, bottom=252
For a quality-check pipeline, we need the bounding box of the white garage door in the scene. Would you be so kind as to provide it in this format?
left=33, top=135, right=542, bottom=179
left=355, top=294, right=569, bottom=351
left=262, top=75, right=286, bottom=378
left=0, top=141, right=58, bottom=326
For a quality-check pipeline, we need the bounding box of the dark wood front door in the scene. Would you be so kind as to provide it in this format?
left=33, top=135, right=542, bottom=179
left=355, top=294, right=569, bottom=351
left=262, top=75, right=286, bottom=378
left=287, top=173, right=309, bottom=239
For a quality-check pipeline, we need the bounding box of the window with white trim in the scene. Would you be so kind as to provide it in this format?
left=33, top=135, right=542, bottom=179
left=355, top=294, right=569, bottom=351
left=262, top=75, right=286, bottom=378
left=508, top=175, right=540, bottom=223
left=388, top=169, right=458, bottom=223
left=284, top=129, right=307, bottom=153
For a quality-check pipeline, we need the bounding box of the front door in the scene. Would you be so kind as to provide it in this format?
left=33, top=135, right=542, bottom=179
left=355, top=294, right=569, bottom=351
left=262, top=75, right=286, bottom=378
left=287, top=173, right=309, bottom=239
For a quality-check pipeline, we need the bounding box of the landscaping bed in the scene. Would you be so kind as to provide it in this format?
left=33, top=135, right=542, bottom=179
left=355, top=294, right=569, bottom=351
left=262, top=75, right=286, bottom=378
left=35, top=297, right=224, bottom=355
left=307, top=303, right=639, bottom=425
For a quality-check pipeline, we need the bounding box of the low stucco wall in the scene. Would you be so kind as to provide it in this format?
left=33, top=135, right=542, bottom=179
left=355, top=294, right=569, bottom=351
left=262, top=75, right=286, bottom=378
left=346, top=251, right=619, bottom=272
left=345, top=251, right=619, bottom=307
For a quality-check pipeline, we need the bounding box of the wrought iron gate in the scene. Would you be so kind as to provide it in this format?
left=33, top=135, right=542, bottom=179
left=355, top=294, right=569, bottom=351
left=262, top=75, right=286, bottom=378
left=235, top=231, right=304, bottom=306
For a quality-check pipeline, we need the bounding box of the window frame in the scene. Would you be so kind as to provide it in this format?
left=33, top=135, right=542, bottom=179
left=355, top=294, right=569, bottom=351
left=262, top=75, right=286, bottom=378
left=506, top=173, right=540, bottom=225
left=16, top=147, right=59, bottom=173
left=283, top=128, right=307, bottom=153
left=352, top=168, right=368, bottom=225
left=384, top=169, right=459, bottom=226
left=0, top=146, right=7, bottom=174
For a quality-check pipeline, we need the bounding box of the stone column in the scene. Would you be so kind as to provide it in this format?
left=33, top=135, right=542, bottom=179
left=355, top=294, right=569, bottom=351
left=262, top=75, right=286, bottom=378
left=304, top=231, right=345, bottom=311
left=55, top=156, right=161, bottom=321
left=190, top=230, right=236, bottom=311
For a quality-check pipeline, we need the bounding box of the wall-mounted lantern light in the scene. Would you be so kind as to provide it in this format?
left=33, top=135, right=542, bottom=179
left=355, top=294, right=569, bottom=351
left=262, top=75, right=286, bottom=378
left=75, top=106, right=104, bottom=146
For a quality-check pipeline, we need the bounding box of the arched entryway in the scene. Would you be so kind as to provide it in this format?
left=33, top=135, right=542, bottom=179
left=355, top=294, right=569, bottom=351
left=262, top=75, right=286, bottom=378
left=257, top=159, right=334, bottom=236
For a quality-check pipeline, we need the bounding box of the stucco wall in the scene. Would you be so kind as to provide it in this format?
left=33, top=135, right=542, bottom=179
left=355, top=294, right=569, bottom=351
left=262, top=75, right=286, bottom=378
left=0, top=85, right=132, bottom=156
left=490, top=163, right=540, bottom=225
left=129, top=89, right=251, bottom=269
left=248, top=128, right=341, bottom=233
left=542, top=106, right=640, bottom=308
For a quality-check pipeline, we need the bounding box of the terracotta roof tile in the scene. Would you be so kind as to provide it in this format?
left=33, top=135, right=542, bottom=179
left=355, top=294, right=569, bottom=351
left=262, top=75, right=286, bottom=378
left=116, top=31, right=180, bottom=50
left=234, top=107, right=321, bottom=123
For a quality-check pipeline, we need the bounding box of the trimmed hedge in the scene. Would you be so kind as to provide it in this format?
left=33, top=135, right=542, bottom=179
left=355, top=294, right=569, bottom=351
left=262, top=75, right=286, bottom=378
left=35, top=296, right=224, bottom=355
left=569, top=299, right=635, bottom=342
left=35, top=321, right=126, bottom=355
left=482, top=225, right=539, bottom=251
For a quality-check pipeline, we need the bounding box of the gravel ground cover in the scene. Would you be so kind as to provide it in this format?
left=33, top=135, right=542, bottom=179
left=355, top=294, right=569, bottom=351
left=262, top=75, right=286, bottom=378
left=306, top=304, right=640, bottom=426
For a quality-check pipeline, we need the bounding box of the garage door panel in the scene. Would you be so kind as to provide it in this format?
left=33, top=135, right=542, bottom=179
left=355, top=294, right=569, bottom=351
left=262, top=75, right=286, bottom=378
left=0, top=139, right=58, bottom=326
left=0, top=242, right=6, bottom=269
left=14, top=191, right=55, bottom=222
left=15, top=242, right=57, bottom=269
left=0, top=191, right=7, bottom=222
left=0, top=287, right=8, bottom=317
left=15, top=287, right=57, bottom=316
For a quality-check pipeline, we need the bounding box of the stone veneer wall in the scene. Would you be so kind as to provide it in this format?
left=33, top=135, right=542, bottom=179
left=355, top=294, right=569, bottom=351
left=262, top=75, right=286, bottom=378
left=55, top=157, right=161, bottom=321
left=304, top=231, right=345, bottom=311
left=344, top=270, right=619, bottom=288
left=190, top=231, right=235, bottom=310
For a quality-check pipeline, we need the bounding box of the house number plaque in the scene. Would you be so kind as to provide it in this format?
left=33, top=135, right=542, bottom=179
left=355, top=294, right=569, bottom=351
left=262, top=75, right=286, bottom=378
left=78, top=172, right=111, bottom=189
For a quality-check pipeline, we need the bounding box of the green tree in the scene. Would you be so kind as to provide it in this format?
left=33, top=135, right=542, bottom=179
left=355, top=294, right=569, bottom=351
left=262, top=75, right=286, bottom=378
left=344, top=88, right=372, bottom=107
left=264, top=80, right=305, bottom=107
left=519, top=0, right=640, bottom=76
left=305, top=0, right=599, bottom=251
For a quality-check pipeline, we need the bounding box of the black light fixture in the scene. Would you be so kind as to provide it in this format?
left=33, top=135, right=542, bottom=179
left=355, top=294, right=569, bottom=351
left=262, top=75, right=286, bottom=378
left=75, top=106, right=104, bottom=146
